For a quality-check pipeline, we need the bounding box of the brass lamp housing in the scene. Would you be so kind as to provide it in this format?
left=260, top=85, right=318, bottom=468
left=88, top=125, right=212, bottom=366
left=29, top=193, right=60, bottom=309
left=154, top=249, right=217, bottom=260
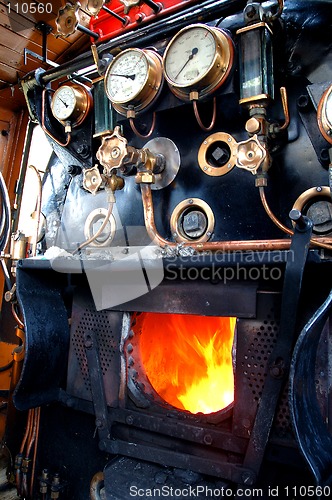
left=51, top=84, right=93, bottom=127
left=104, top=48, right=163, bottom=116
left=162, top=24, right=234, bottom=101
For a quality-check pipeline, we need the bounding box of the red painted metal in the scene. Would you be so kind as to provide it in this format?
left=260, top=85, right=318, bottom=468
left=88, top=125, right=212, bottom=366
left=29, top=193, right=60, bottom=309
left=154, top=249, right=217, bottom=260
left=89, top=0, right=199, bottom=43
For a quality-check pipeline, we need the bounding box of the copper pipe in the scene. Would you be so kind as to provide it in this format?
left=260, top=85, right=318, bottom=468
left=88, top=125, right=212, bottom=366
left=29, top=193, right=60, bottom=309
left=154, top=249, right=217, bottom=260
left=259, top=186, right=332, bottom=250
left=20, top=407, right=39, bottom=498
left=141, top=184, right=332, bottom=252
left=269, top=0, right=284, bottom=21
left=20, top=409, right=33, bottom=454
left=30, top=407, right=41, bottom=498
left=141, top=183, right=292, bottom=251
left=72, top=196, right=114, bottom=254
left=28, top=165, right=43, bottom=257
left=193, top=97, right=217, bottom=132
left=25, top=409, right=36, bottom=458
left=259, top=186, right=292, bottom=235
left=11, top=303, right=24, bottom=328
left=129, top=112, right=156, bottom=139
left=279, top=87, right=290, bottom=131
left=41, top=89, right=71, bottom=147
left=90, top=471, right=104, bottom=500
left=17, top=409, right=34, bottom=496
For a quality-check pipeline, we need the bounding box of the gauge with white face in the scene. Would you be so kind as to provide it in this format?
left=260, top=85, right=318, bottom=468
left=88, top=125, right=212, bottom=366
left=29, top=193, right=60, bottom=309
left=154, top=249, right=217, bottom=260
left=318, top=84, right=332, bottom=144
left=51, top=84, right=93, bottom=127
left=104, top=48, right=163, bottom=115
left=52, top=86, right=76, bottom=121
left=163, top=24, right=234, bottom=101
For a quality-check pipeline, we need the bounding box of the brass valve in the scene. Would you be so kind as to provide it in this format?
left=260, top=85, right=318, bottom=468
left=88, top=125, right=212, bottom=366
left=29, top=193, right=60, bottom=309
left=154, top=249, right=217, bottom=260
left=119, top=0, right=141, bottom=14
left=55, top=3, right=80, bottom=38
left=96, top=126, right=165, bottom=184
left=96, top=127, right=130, bottom=175
left=236, top=134, right=270, bottom=174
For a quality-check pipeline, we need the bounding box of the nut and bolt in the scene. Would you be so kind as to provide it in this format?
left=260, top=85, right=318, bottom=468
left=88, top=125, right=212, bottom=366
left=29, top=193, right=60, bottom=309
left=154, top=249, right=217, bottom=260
left=203, top=434, right=213, bottom=445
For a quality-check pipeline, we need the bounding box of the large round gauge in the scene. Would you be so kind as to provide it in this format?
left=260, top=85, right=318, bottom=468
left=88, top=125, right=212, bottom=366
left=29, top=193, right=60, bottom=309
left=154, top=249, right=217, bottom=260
left=51, top=84, right=92, bottom=127
left=317, top=84, right=332, bottom=144
left=162, top=23, right=234, bottom=101
left=104, top=48, right=163, bottom=115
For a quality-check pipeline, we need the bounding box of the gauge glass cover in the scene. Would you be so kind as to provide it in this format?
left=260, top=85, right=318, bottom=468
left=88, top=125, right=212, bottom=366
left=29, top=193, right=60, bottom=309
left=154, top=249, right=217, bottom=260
left=164, top=26, right=216, bottom=87
left=105, top=49, right=149, bottom=104
left=52, top=86, right=77, bottom=121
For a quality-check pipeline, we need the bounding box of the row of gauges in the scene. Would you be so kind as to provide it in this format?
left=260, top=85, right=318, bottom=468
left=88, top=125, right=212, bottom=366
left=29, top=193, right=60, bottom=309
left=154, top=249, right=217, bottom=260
left=104, top=23, right=234, bottom=114
left=51, top=24, right=234, bottom=122
left=50, top=22, right=332, bottom=145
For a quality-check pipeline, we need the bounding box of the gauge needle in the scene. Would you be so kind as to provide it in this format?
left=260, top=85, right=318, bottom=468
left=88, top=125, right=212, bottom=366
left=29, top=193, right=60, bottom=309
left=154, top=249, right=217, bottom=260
left=175, top=47, right=198, bottom=80
left=110, top=73, right=136, bottom=80
left=58, top=97, right=68, bottom=107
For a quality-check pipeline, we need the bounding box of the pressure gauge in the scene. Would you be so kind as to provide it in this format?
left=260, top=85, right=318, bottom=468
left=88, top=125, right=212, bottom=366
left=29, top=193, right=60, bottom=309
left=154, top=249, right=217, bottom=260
left=162, top=23, right=234, bottom=101
left=104, top=48, right=163, bottom=115
left=51, top=84, right=93, bottom=127
left=317, top=84, right=332, bottom=144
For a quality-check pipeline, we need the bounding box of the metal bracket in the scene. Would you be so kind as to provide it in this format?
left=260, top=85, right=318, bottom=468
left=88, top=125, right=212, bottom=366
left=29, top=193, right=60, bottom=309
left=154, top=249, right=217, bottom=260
left=24, top=22, right=58, bottom=68
left=84, top=330, right=110, bottom=443
left=297, top=84, right=331, bottom=167
left=241, top=211, right=313, bottom=481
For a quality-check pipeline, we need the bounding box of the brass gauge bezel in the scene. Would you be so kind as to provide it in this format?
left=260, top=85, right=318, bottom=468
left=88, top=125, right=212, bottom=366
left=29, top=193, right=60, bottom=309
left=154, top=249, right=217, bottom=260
left=162, top=23, right=234, bottom=101
left=104, top=48, right=163, bottom=116
left=170, top=198, right=215, bottom=243
left=292, top=186, right=332, bottom=235
left=51, top=84, right=93, bottom=127
left=198, top=132, right=237, bottom=176
left=317, top=84, right=332, bottom=144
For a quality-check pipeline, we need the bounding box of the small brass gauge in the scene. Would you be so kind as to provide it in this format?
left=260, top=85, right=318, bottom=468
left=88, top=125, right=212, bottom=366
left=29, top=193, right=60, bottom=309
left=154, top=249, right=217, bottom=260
left=317, top=84, right=332, bottom=144
left=51, top=84, right=93, bottom=127
left=162, top=23, right=234, bottom=101
left=104, top=48, right=163, bottom=115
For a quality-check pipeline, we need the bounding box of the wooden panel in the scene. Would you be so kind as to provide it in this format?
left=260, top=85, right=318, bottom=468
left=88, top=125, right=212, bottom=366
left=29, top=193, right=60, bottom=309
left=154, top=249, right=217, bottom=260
left=0, top=42, right=48, bottom=75
left=0, top=86, right=26, bottom=111
left=0, top=0, right=90, bottom=91
left=0, top=4, right=71, bottom=54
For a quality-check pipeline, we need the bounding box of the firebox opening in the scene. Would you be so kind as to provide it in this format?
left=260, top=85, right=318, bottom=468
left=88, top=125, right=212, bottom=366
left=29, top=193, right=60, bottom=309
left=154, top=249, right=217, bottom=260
left=131, top=312, right=236, bottom=415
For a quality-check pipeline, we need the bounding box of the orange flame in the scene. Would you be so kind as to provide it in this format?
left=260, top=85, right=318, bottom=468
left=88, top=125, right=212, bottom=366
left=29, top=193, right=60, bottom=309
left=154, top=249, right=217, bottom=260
left=135, top=313, right=236, bottom=414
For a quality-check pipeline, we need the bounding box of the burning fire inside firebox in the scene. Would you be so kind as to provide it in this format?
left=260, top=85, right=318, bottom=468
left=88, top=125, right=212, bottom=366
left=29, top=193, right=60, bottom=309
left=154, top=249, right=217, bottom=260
left=133, top=313, right=236, bottom=414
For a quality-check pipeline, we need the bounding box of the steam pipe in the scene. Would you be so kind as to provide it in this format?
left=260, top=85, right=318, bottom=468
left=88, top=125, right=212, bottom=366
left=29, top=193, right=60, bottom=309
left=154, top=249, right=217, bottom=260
left=72, top=192, right=114, bottom=255
left=30, top=407, right=41, bottom=498
left=28, top=165, right=43, bottom=257
left=259, top=186, right=332, bottom=251
left=141, top=184, right=332, bottom=252
left=0, top=170, right=11, bottom=253
left=141, top=184, right=292, bottom=251
left=11, top=303, right=24, bottom=329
